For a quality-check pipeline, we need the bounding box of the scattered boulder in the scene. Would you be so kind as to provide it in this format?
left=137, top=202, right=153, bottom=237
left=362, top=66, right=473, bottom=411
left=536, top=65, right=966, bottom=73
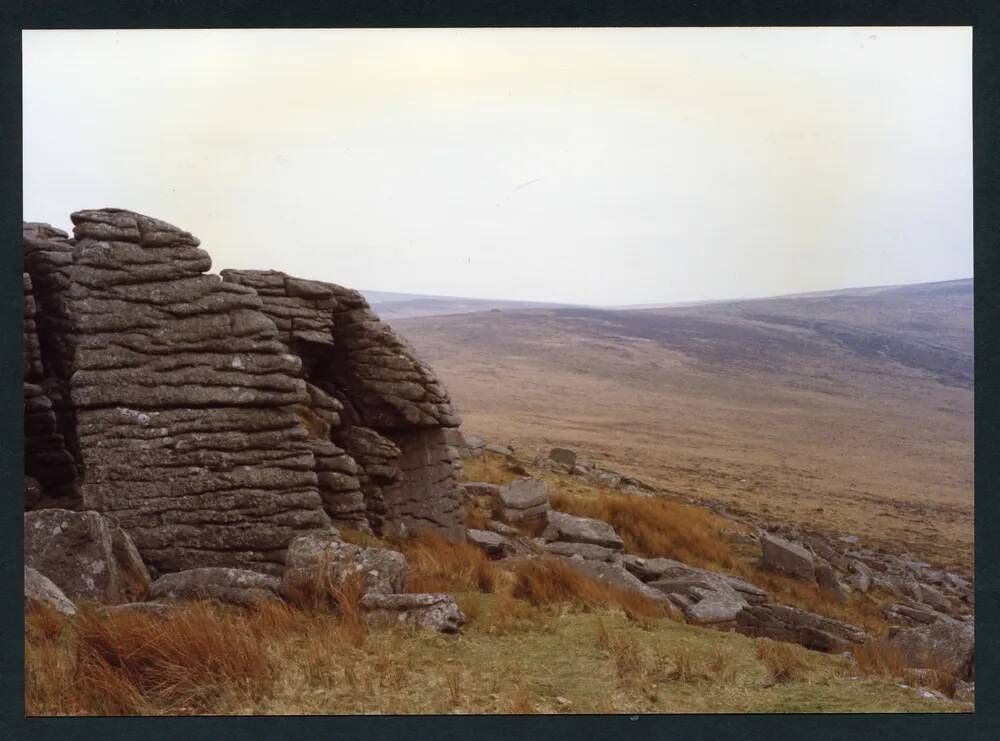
left=485, top=443, right=514, bottom=456
left=486, top=519, right=521, bottom=538
left=360, top=592, right=465, bottom=633
left=281, top=531, right=406, bottom=598
left=24, top=509, right=150, bottom=604
left=847, top=560, right=873, bottom=593
left=565, top=558, right=671, bottom=605
left=885, top=602, right=941, bottom=627
left=815, top=559, right=848, bottom=603
left=548, top=447, right=577, bottom=467
left=463, top=435, right=486, bottom=458
left=888, top=618, right=974, bottom=680
left=467, top=528, right=517, bottom=559
left=492, top=478, right=550, bottom=525
left=736, top=603, right=868, bottom=652
left=760, top=532, right=815, bottom=581
left=623, top=555, right=677, bottom=582
left=150, top=567, right=282, bottom=606
left=542, top=510, right=624, bottom=550
left=543, top=541, right=622, bottom=563
left=24, top=566, right=76, bottom=616
left=462, top=482, right=502, bottom=500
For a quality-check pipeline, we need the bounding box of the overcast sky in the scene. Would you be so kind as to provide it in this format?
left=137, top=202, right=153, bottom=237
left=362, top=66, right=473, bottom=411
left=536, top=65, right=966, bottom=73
left=23, top=28, right=971, bottom=306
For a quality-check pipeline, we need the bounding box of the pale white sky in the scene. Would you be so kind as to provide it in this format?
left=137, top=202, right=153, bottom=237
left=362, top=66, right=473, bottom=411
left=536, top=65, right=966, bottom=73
left=23, top=28, right=972, bottom=305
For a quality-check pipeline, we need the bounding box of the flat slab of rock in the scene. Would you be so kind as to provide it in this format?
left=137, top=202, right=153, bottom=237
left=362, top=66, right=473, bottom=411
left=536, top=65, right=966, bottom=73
left=548, top=448, right=577, bottom=466
left=888, top=618, right=974, bottom=680
left=736, top=602, right=867, bottom=652
left=543, top=541, right=621, bottom=563
left=492, top=478, right=550, bottom=524
left=25, top=567, right=76, bottom=616
left=467, top=528, right=516, bottom=558
left=760, top=532, right=815, bottom=581
left=150, top=567, right=281, bottom=606
left=566, top=558, right=670, bottom=605
left=361, top=592, right=465, bottom=633
left=462, top=482, right=502, bottom=499
left=281, top=531, right=406, bottom=598
left=24, top=509, right=150, bottom=604
left=542, top=510, right=624, bottom=550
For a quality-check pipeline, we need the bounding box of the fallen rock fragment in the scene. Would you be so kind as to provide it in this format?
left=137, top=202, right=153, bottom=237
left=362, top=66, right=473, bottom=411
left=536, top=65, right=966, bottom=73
left=24, top=509, right=150, bottom=604
left=542, top=510, right=623, bottom=550
left=492, top=478, right=550, bottom=525
left=760, top=532, right=815, bottom=581
left=361, top=592, right=465, bottom=633
left=150, top=567, right=282, bottom=606
left=24, top=566, right=77, bottom=616
left=281, top=531, right=406, bottom=598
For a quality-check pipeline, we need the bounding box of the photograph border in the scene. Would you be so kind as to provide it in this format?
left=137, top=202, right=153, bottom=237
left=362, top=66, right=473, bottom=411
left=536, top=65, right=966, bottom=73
left=1, top=2, right=996, bottom=739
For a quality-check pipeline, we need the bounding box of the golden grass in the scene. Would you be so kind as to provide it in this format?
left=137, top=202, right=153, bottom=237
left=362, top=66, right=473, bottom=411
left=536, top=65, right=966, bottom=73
left=550, top=489, right=742, bottom=570
left=25, top=598, right=967, bottom=715
left=851, top=639, right=959, bottom=698
left=510, top=557, right=668, bottom=620
left=391, top=530, right=499, bottom=595
left=755, top=638, right=809, bottom=685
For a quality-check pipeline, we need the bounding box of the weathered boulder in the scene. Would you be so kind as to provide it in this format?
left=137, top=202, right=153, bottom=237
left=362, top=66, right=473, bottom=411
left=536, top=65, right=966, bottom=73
left=543, top=541, right=622, bottom=563
left=847, top=560, right=873, bottom=593
left=493, top=478, right=550, bottom=525
left=24, top=509, right=150, bottom=604
left=815, top=559, right=848, bottom=603
left=150, top=567, right=282, bottom=606
left=485, top=443, right=514, bottom=456
left=360, top=592, right=465, bottom=633
left=885, top=602, right=941, bottom=626
left=24, top=567, right=77, bottom=616
left=548, top=448, right=577, bottom=467
left=566, top=558, right=670, bottom=605
left=760, top=533, right=815, bottom=581
left=281, top=531, right=406, bottom=598
left=486, top=519, right=521, bottom=538
left=542, top=510, right=624, bottom=550
left=736, top=603, right=867, bottom=652
left=467, top=528, right=516, bottom=559
left=888, top=618, right=974, bottom=680
left=623, top=555, right=677, bottom=582
left=462, top=482, right=503, bottom=500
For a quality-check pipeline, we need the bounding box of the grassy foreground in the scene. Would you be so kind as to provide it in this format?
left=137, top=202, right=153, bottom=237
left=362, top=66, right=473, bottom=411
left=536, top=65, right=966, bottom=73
left=24, top=452, right=971, bottom=715
left=26, top=594, right=966, bottom=716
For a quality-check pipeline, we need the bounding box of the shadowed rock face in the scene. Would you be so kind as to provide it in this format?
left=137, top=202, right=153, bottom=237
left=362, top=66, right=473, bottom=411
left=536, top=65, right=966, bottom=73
left=221, top=269, right=465, bottom=539
left=22, top=209, right=466, bottom=574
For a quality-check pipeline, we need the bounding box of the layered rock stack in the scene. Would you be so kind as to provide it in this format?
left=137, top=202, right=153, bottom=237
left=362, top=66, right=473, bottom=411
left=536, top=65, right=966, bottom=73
left=21, top=209, right=466, bottom=577
left=220, top=269, right=465, bottom=539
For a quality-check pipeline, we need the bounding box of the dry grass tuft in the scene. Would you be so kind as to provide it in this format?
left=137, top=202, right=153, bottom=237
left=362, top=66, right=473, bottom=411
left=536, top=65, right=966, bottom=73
left=71, top=602, right=274, bottom=714
left=510, top=557, right=666, bottom=619
left=393, top=530, right=499, bottom=594
left=755, top=638, right=809, bottom=685
left=550, top=490, right=741, bottom=571
left=851, top=639, right=959, bottom=698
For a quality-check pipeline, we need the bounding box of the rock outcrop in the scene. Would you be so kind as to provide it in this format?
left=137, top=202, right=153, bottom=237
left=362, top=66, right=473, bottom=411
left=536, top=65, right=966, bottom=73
left=24, top=509, right=150, bottom=604
left=220, top=269, right=464, bottom=539
left=21, top=210, right=468, bottom=578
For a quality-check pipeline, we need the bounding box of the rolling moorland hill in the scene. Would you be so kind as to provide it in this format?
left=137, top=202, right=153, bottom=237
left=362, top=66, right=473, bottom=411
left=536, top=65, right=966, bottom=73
left=393, top=279, right=974, bottom=572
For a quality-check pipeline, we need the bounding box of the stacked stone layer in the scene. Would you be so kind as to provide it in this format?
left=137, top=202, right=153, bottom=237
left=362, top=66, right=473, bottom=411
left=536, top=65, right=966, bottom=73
left=22, top=209, right=467, bottom=573
left=221, top=269, right=465, bottom=538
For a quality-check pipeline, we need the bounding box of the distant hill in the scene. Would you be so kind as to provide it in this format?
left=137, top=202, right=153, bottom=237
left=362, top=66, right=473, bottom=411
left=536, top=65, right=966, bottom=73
left=391, top=277, right=973, bottom=570
left=359, top=289, right=573, bottom=320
